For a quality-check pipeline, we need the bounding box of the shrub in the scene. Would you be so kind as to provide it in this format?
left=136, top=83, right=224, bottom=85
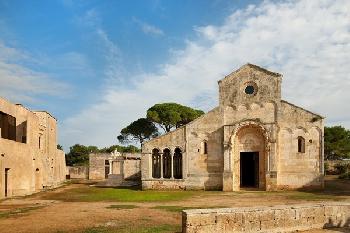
left=334, top=163, right=350, bottom=174
left=324, top=162, right=330, bottom=174
left=339, top=171, right=350, bottom=180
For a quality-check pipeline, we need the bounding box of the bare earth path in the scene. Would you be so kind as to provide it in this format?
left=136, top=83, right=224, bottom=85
left=0, top=176, right=349, bottom=233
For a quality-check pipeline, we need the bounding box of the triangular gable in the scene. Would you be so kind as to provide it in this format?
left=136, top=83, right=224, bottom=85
left=218, top=63, right=282, bottom=84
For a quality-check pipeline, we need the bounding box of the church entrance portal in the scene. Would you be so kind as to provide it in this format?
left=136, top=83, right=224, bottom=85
left=240, top=152, right=259, bottom=188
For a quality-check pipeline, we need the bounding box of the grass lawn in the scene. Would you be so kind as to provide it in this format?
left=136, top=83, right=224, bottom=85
left=0, top=205, right=44, bottom=219
left=42, top=186, right=203, bottom=202
left=1, top=176, right=349, bottom=233
left=39, top=183, right=347, bottom=204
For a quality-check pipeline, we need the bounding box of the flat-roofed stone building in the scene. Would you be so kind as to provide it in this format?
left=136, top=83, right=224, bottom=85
left=0, top=97, right=66, bottom=198
left=141, top=64, right=324, bottom=191
left=89, top=152, right=141, bottom=186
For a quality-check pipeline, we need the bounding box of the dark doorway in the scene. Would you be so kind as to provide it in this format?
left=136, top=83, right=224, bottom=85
left=240, top=152, right=259, bottom=188
left=5, top=168, right=10, bottom=197
left=105, top=160, right=110, bottom=179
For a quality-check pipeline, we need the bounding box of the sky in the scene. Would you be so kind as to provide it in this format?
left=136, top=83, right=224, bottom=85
left=0, top=0, right=349, bottom=151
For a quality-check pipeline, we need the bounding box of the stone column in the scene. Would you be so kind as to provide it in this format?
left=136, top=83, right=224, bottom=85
left=223, top=125, right=234, bottom=191
left=160, top=154, right=163, bottom=179
left=109, top=160, right=113, bottom=174
left=171, top=153, right=174, bottom=179
left=266, top=141, right=278, bottom=191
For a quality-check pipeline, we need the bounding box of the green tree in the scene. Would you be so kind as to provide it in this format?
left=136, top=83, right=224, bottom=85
left=99, top=145, right=141, bottom=153
left=147, top=103, right=204, bottom=132
left=117, top=118, right=158, bottom=144
left=65, top=144, right=99, bottom=166
left=324, top=126, right=350, bottom=160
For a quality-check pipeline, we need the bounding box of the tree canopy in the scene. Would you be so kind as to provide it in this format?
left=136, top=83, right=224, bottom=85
left=147, top=103, right=204, bottom=132
left=65, top=144, right=141, bottom=166
left=324, top=126, right=350, bottom=160
left=65, top=144, right=99, bottom=166
left=117, top=118, right=158, bottom=144
left=99, top=144, right=140, bottom=153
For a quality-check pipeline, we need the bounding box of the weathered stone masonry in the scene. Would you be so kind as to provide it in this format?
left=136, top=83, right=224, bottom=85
left=182, top=202, right=350, bottom=233
left=142, top=64, right=324, bottom=191
left=0, top=97, right=66, bottom=198
left=89, top=152, right=141, bottom=182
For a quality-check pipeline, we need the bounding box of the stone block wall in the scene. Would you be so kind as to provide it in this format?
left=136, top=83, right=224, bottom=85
left=89, top=153, right=107, bottom=180
left=142, top=179, right=185, bottom=190
left=183, top=202, right=350, bottom=233
left=0, top=97, right=66, bottom=199
left=89, top=153, right=141, bottom=181
left=67, top=166, right=89, bottom=179
left=123, top=159, right=140, bottom=180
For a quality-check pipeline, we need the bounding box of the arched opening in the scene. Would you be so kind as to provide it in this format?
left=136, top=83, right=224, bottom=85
left=163, top=148, right=171, bottom=179
left=173, top=148, right=183, bottom=179
left=152, top=148, right=161, bottom=178
left=298, top=136, right=305, bottom=153
left=232, top=124, right=267, bottom=190
left=35, top=168, right=41, bottom=191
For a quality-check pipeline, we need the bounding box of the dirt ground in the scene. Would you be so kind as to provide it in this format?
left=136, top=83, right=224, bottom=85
left=0, top=176, right=349, bottom=233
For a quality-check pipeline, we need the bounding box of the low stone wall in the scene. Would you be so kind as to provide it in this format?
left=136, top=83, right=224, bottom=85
left=67, top=166, right=89, bottom=179
left=182, top=202, right=350, bottom=233
left=142, top=179, right=185, bottom=190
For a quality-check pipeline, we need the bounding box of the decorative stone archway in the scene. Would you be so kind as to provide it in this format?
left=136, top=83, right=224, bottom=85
left=232, top=124, right=267, bottom=190
left=223, top=121, right=274, bottom=191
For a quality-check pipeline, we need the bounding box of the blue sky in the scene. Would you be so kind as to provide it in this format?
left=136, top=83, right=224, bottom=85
left=0, top=0, right=256, bottom=121
left=1, top=0, right=350, bottom=151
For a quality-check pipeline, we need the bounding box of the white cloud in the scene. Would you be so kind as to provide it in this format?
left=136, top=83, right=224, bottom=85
left=61, top=0, right=350, bottom=149
left=133, top=18, right=164, bottom=36
left=0, top=41, right=70, bottom=104
left=74, top=9, right=124, bottom=84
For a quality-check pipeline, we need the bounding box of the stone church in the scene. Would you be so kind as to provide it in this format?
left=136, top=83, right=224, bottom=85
left=141, top=64, right=324, bottom=191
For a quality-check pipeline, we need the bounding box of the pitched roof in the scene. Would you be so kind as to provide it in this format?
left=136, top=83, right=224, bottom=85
left=218, top=63, right=282, bottom=84
left=281, top=100, right=324, bottom=119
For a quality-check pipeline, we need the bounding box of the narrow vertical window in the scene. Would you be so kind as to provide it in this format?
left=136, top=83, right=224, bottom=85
left=173, top=148, right=183, bottom=179
left=39, top=136, right=41, bottom=149
left=298, top=136, right=305, bottom=153
left=152, top=149, right=161, bottom=178
left=204, top=141, right=208, bottom=154
left=200, top=141, right=208, bottom=154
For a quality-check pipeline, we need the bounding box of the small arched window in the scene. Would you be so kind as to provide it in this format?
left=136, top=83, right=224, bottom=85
left=152, top=148, right=161, bottom=178
left=200, top=141, right=208, bottom=154
left=298, top=136, right=305, bottom=153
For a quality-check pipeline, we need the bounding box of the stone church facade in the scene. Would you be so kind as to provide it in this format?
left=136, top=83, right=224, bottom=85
left=141, top=64, right=324, bottom=191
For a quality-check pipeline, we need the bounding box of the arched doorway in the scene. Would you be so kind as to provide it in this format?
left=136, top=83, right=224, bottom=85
left=232, top=124, right=267, bottom=190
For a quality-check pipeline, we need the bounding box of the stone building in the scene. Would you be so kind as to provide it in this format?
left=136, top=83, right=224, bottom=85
left=0, top=97, right=66, bottom=198
left=89, top=152, right=141, bottom=185
left=141, top=64, right=324, bottom=191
